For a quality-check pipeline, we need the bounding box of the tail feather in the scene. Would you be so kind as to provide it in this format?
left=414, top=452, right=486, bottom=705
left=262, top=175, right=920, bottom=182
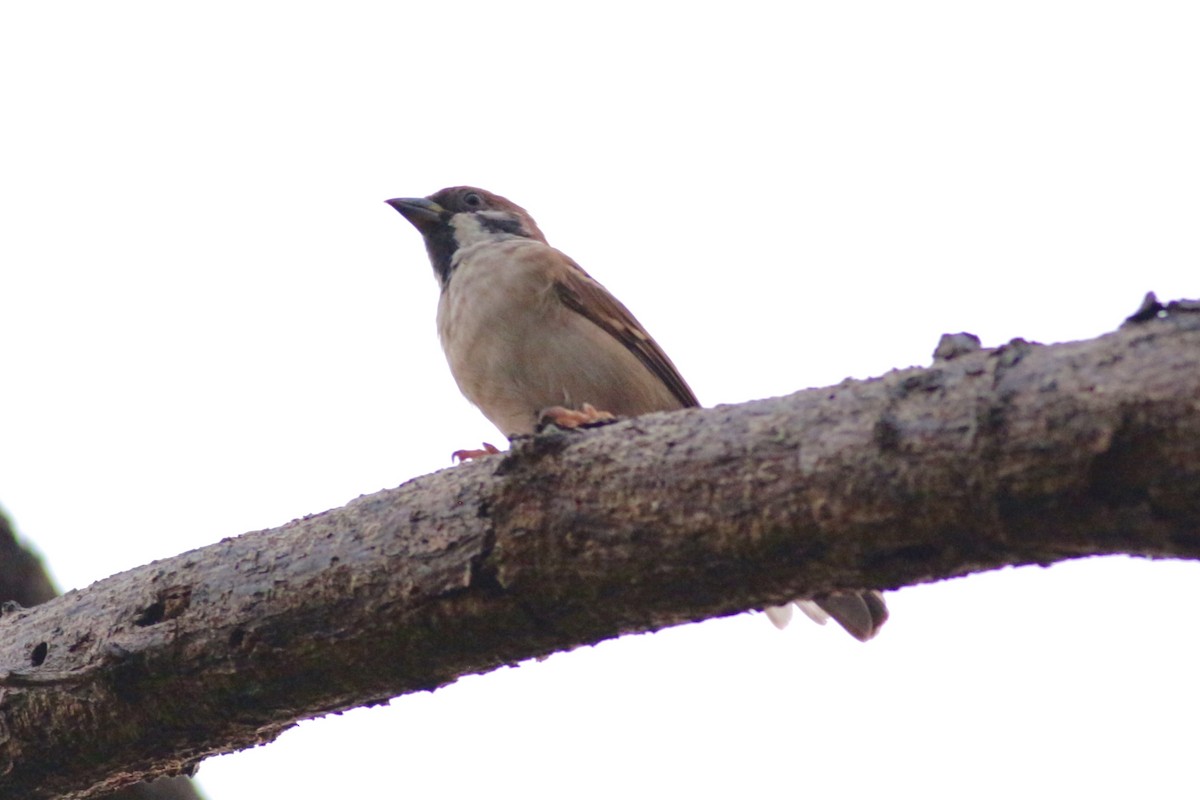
left=814, top=590, right=888, bottom=641
left=769, top=591, right=888, bottom=642
left=764, top=604, right=794, bottom=629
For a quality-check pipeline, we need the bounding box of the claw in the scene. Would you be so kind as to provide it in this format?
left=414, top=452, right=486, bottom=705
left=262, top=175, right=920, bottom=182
left=452, top=442, right=501, bottom=462
left=537, top=403, right=616, bottom=430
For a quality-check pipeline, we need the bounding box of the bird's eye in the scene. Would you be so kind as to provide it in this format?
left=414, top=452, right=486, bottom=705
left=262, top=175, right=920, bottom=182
left=462, top=192, right=483, bottom=208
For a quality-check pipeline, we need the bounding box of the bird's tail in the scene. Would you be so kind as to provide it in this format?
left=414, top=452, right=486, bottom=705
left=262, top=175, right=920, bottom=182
left=764, top=591, right=888, bottom=642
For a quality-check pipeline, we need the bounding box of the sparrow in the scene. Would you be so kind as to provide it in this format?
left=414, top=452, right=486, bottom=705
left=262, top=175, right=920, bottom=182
left=386, top=186, right=887, bottom=641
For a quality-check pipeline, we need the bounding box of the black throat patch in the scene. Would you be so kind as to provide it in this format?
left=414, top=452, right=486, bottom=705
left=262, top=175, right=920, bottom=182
left=423, top=225, right=457, bottom=286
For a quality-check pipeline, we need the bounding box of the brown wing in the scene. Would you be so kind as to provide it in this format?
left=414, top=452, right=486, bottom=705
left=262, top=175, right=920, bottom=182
left=550, top=252, right=700, bottom=410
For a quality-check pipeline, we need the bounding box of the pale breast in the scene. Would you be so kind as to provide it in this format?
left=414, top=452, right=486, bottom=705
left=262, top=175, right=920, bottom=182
left=437, top=239, right=684, bottom=436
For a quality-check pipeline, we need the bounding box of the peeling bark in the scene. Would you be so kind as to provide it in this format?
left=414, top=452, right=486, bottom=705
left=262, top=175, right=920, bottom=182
left=1, top=304, right=1198, bottom=799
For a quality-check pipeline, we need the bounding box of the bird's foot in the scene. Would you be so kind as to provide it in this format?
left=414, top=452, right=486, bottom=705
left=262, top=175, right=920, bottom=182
left=537, top=403, right=616, bottom=431
left=452, top=442, right=502, bottom=462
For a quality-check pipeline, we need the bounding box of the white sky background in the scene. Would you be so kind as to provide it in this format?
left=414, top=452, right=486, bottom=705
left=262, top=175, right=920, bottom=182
left=1, top=2, right=1198, bottom=798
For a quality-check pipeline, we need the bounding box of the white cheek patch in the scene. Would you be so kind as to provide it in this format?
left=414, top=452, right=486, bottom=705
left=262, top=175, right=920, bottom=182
left=449, top=213, right=487, bottom=248
left=450, top=212, right=519, bottom=249
left=449, top=212, right=528, bottom=276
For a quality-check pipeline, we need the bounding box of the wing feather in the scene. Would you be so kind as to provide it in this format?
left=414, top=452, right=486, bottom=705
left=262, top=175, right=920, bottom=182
left=548, top=253, right=700, bottom=410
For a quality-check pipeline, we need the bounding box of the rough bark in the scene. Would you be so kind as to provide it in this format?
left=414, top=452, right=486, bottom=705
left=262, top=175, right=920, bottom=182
left=1, top=300, right=1198, bottom=800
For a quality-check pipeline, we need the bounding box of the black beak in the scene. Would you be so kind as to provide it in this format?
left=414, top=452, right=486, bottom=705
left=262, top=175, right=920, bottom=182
left=385, top=197, right=446, bottom=231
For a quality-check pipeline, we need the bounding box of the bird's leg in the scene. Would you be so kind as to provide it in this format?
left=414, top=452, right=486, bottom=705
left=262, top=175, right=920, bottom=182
left=537, top=403, right=617, bottom=431
left=451, top=442, right=502, bottom=462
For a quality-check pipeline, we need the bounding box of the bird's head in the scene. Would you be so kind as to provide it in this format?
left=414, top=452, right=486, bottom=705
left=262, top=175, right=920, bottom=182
left=386, top=186, right=547, bottom=286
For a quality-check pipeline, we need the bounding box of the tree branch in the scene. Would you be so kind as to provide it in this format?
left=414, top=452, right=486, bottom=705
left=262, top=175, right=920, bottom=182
left=3, top=302, right=1199, bottom=799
